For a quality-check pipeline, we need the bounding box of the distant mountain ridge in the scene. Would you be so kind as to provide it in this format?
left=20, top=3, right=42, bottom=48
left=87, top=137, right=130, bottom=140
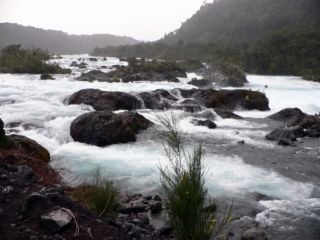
left=162, top=0, right=320, bottom=45
left=0, top=23, right=139, bottom=54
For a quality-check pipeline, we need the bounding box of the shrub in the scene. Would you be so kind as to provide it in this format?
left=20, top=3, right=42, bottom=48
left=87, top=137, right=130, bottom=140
left=71, top=169, right=120, bottom=218
left=0, top=45, right=71, bottom=74
left=158, top=113, right=232, bottom=240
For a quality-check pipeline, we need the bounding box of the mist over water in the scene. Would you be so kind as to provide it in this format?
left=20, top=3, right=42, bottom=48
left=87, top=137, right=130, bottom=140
left=1, top=55, right=319, bottom=233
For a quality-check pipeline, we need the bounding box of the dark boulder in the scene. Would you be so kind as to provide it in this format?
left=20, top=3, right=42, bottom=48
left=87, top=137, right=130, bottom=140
left=180, top=89, right=269, bottom=111
left=68, top=89, right=141, bottom=111
left=307, top=124, right=320, bottom=137
left=8, top=134, right=50, bottom=162
left=242, top=228, right=268, bottom=240
left=76, top=70, right=120, bottom=82
left=88, top=57, right=97, bottom=62
left=196, top=63, right=248, bottom=87
left=137, top=89, right=177, bottom=110
left=192, top=119, right=217, bottom=129
left=268, top=108, right=307, bottom=126
left=215, top=109, right=243, bottom=119
left=70, top=111, right=152, bottom=146
left=278, top=138, right=296, bottom=146
left=187, top=78, right=214, bottom=88
left=78, top=62, right=87, bottom=69
left=0, top=118, right=4, bottom=137
left=265, top=127, right=306, bottom=143
left=40, top=74, right=55, bottom=80
left=70, top=61, right=78, bottom=67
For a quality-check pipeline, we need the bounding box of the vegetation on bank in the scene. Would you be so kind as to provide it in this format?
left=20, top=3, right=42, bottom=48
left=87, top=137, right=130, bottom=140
left=0, top=45, right=71, bottom=74
left=71, top=169, right=120, bottom=218
left=158, top=114, right=232, bottom=240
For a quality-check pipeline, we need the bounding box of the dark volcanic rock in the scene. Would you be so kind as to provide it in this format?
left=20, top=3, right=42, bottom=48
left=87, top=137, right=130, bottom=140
left=196, top=63, right=248, bottom=87
left=268, top=108, right=307, bottom=126
left=8, top=134, right=50, bottom=163
left=70, top=111, right=152, bottom=146
left=215, top=109, right=244, bottom=119
left=242, top=228, right=268, bottom=240
left=265, top=127, right=306, bottom=142
left=266, top=108, right=320, bottom=145
left=40, top=74, right=55, bottom=80
left=179, top=89, right=269, bottom=111
left=187, top=78, right=214, bottom=88
left=193, top=119, right=217, bottom=129
left=68, top=88, right=141, bottom=111
left=77, top=70, right=120, bottom=82
left=78, top=62, right=87, bottom=69
left=0, top=118, right=4, bottom=137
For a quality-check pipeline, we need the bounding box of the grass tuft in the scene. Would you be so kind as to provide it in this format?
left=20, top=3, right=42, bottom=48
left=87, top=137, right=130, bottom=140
left=71, top=169, right=120, bottom=218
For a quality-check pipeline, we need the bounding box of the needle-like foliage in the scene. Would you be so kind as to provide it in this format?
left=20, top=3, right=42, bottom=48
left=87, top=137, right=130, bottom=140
left=158, top=113, right=232, bottom=240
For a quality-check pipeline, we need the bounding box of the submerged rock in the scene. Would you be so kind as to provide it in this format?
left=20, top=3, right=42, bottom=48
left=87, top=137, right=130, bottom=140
left=70, top=111, right=152, bottom=146
left=68, top=88, right=141, bottom=111
left=77, top=70, right=120, bottom=82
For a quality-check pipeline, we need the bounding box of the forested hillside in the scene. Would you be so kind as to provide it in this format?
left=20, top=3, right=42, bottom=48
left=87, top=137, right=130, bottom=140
left=163, top=0, right=320, bottom=45
left=0, top=23, right=139, bottom=54
left=93, top=0, right=320, bottom=81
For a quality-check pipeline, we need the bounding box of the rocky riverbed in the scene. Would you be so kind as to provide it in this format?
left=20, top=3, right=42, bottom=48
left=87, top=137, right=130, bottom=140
left=1, top=54, right=320, bottom=240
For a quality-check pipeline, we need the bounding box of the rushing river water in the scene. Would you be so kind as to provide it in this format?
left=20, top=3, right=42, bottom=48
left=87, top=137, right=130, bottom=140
left=0, top=54, right=319, bottom=239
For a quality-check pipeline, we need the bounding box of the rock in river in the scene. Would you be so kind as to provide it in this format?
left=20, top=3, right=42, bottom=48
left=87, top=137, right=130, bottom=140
left=70, top=111, right=152, bottom=146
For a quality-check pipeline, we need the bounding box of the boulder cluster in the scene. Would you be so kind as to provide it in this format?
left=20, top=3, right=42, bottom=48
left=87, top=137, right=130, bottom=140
left=266, top=108, right=320, bottom=146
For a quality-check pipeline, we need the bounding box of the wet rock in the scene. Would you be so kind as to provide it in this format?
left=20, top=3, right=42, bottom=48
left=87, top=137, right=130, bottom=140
left=153, top=195, right=162, bottom=201
left=158, top=225, right=173, bottom=236
left=215, top=108, right=244, bottom=119
left=70, top=111, right=152, bottom=146
left=70, top=61, right=78, bottom=67
left=21, top=193, right=50, bottom=218
left=8, top=135, right=50, bottom=162
left=266, top=126, right=306, bottom=143
left=179, top=89, right=269, bottom=111
left=119, top=203, right=148, bottom=214
left=76, top=70, right=119, bottom=82
left=40, top=208, right=73, bottom=233
left=242, top=228, right=268, bottom=240
left=307, top=123, right=320, bottom=137
left=188, top=78, right=214, bottom=88
left=88, top=57, right=97, bottom=62
left=196, top=63, right=247, bottom=87
left=78, top=62, right=87, bottom=69
left=238, top=140, right=245, bottom=144
left=268, top=108, right=306, bottom=126
left=68, top=88, right=141, bottom=111
left=0, top=118, right=5, bottom=137
left=193, top=119, right=217, bottom=129
left=40, top=74, right=55, bottom=80
left=17, top=165, right=35, bottom=180
left=150, top=201, right=162, bottom=214
left=278, top=138, right=296, bottom=146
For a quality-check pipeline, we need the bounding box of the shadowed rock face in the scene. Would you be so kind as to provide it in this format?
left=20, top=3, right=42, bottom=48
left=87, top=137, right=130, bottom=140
left=70, top=111, right=152, bottom=147
left=68, top=89, right=141, bottom=111
left=0, top=118, right=4, bottom=137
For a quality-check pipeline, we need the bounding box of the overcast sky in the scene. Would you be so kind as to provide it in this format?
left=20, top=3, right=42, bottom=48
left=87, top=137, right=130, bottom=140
left=0, top=0, right=213, bottom=41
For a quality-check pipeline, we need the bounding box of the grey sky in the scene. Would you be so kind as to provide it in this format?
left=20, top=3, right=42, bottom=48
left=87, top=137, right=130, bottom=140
left=0, top=0, right=212, bottom=41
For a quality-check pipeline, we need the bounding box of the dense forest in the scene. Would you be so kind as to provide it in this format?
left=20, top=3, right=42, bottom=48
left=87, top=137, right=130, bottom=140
left=93, top=0, right=320, bottom=81
left=162, top=0, right=320, bottom=45
left=0, top=23, right=139, bottom=54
